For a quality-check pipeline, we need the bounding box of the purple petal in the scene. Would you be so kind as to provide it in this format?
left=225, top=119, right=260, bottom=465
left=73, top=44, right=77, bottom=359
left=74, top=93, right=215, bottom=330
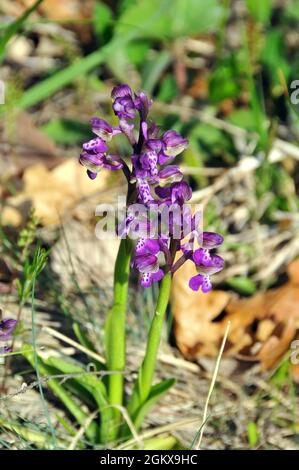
left=87, top=170, right=97, bottom=180
left=79, top=152, right=104, bottom=173
left=137, top=180, right=154, bottom=205
left=151, top=268, right=164, bottom=283
left=158, top=165, right=183, bottom=182
left=170, top=181, right=192, bottom=204
left=140, top=272, right=152, bottom=288
left=141, top=121, right=148, bottom=139
left=197, top=254, right=225, bottom=275
left=201, top=275, right=212, bottom=293
left=134, top=253, right=159, bottom=273
left=202, top=232, right=224, bottom=249
left=155, top=185, right=171, bottom=199
left=113, top=97, right=135, bottom=120
left=82, top=137, right=107, bottom=153
left=193, top=248, right=211, bottom=265
left=162, top=130, right=189, bottom=157
left=0, top=319, right=17, bottom=341
left=189, top=274, right=204, bottom=291
left=102, top=154, right=123, bottom=170
left=90, top=118, right=113, bottom=141
left=140, top=269, right=164, bottom=287
left=140, top=151, right=158, bottom=176
left=136, top=238, right=160, bottom=255
left=134, top=91, right=152, bottom=120
left=146, top=138, right=162, bottom=153
left=189, top=274, right=212, bottom=293
left=111, top=84, right=132, bottom=99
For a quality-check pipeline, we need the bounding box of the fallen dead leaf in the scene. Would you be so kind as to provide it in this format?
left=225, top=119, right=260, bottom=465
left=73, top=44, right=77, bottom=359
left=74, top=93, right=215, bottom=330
left=172, top=259, right=299, bottom=375
left=7, top=159, right=112, bottom=226
left=172, top=260, right=231, bottom=358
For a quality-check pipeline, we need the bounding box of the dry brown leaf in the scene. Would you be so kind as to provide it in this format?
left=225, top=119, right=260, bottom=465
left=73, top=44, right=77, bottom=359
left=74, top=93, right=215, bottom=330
left=257, top=321, right=296, bottom=370
left=172, top=260, right=231, bottom=358
left=172, top=258, right=299, bottom=374
left=2, top=0, right=93, bottom=20
left=7, top=160, right=111, bottom=226
left=39, top=0, right=90, bottom=19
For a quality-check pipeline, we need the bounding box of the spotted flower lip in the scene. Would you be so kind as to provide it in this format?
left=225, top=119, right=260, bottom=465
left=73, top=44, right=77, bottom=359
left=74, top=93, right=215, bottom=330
left=140, top=151, right=158, bottom=176
left=137, top=180, right=155, bottom=205
left=0, top=319, right=17, bottom=341
left=136, top=238, right=160, bottom=256
left=141, top=269, right=164, bottom=288
left=193, top=248, right=225, bottom=275
left=82, top=137, right=108, bottom=153
left=189, top=274, right=212, bottom=293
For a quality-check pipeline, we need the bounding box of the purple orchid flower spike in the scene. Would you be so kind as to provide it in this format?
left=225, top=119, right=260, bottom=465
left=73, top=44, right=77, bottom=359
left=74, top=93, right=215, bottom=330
left=79, top=83, right=224, bottom=291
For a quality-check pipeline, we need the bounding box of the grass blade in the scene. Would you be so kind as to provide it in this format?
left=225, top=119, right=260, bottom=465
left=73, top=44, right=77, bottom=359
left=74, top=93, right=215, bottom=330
left=0, top=0, right=44, bottom=62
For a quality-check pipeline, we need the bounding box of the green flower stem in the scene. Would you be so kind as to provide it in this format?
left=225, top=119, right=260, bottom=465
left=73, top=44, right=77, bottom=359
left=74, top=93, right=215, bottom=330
left=105, top=237, right=132, bottom=437
left=127, top=272, right=172, bottom=418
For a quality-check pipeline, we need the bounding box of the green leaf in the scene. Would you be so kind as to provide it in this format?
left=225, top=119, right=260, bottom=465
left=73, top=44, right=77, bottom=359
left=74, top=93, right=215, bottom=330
left=247, top=422, right=259, bottom=448
left=22, top=347, right=98, bottom=443
left=261, top=29, right=290, bottom=83
left=72, top=322, right=97, bottom=353
left=41, top=119, right=90, bottom=145
left=209, top=64, right=241, bottom=103
left=0, top=417, right=63, bottom=449
left=128, top=435, right=181, bottom=450
left=246, top=0, right=272, bottom=24
left=0, top=0, right=44, bottom=63
left=115, top=0, right=223, bottom=41
left=126, top=41, right=149, bottom=66
left=132, top=378, right=175, bottom=430
left=227, top=276, right=257, bottom=295
left=106, top=46, right=133, bottom=82
left=226, top=109, right=257, bottom=132
left=141, top=50, right=172, bottom=93
left=92, top=1, right=114, bottom=42
left=157, top=75, right=178, bottom=102
left=45, top=356, right=113, bottom=444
